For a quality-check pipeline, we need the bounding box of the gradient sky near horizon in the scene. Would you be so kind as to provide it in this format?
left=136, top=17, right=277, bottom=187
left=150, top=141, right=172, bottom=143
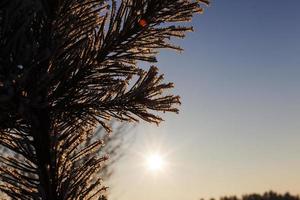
left=109, top=1, right=300, bottom=200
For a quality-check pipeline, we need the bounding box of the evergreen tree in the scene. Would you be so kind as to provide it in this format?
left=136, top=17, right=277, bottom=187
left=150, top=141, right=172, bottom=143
left=0, top=0, right=208, bottom=199
left=203, top=191, right=300, bottom=200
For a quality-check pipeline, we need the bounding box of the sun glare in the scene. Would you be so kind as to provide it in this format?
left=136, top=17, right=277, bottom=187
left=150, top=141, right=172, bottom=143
left=146, top=154, right=165, bottom=171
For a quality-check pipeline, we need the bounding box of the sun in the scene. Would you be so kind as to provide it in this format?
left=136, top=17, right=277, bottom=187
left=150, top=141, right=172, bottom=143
left=146, top=154, right=165, bottom=171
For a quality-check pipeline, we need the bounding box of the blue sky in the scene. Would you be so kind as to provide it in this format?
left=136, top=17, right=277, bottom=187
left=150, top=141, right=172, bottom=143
left=110, top=1, right=300, bottom=200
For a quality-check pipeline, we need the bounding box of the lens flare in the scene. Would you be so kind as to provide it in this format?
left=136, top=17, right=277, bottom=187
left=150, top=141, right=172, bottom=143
left=146, top=154, right=165, bottom=171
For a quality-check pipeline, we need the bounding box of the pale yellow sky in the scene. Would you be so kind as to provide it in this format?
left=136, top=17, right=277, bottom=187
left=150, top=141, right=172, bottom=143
left=109, top=123, right=300, bottom=200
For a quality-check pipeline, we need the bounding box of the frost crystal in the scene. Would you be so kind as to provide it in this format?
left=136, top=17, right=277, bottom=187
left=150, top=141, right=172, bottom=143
left=17, top=64, right=24, bottom=70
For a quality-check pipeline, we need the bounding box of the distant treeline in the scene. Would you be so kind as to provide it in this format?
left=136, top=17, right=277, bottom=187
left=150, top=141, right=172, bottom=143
left=202, top=191, right=300, bottom=200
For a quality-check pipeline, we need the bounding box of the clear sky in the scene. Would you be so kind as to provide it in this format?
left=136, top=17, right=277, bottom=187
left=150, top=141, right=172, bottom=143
left=109, top=1, right=300, bottom=200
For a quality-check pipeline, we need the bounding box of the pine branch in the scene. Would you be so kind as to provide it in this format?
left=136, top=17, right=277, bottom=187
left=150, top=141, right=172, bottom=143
left=0, top=0, right=209, bottom=199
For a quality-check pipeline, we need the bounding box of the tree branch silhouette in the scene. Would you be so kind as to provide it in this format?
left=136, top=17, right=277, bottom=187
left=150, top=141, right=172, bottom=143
left=0, top=0, right=209, bottom=199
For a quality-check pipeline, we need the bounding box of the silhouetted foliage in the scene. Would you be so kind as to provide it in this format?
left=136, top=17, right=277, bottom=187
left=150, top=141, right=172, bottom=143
left=201, top=191, right=300, bottom=200
left=0, top=0, right=208, bottom=199
left=88, top=123, right=135, bottom=180
left=0, top=122, right=131, bottom=199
